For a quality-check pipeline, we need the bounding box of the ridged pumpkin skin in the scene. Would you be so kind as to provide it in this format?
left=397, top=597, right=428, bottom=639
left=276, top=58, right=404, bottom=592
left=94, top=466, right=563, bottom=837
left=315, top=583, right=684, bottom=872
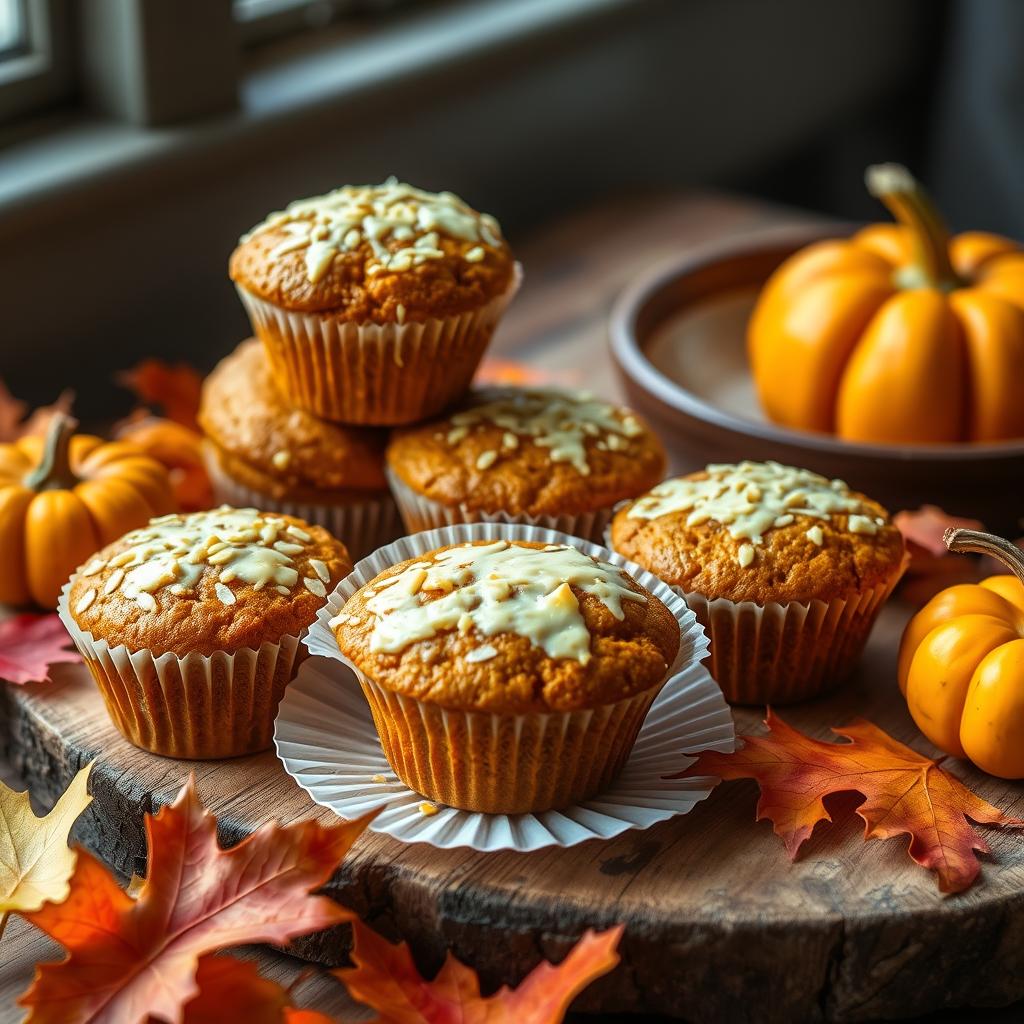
left=898, top=530, right=1024, bottom=779
left=0, top=416, right=176, bottom=608
left=749, top=166, right=1024, bottom=444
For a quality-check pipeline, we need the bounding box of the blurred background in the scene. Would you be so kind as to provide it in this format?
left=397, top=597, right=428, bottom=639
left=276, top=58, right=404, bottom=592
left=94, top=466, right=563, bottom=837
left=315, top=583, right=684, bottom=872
left=0, top=0, right=1018, bottom=420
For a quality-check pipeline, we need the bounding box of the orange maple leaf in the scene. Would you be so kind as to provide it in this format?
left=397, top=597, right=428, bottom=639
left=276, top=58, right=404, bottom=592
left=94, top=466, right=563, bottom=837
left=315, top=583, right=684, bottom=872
left=675, top=710, right=1024, bottom=894
left=118, top=360, right=204, bottom=430
left=20, top=777, right=372, bottom=1024
left=0, top=380, right=75, bottom=442
left=338, top=919, right=622, bottom=1023
left=180, top=957, right=291, bottom=1024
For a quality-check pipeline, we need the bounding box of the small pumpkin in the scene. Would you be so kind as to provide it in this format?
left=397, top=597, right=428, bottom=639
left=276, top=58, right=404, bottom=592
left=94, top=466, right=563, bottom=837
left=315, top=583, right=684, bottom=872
left=0, top=414, right=176, bottom=608
left=899, top=528, right=1024, bottom=778
left=749, top=164, right=1024, bottom=444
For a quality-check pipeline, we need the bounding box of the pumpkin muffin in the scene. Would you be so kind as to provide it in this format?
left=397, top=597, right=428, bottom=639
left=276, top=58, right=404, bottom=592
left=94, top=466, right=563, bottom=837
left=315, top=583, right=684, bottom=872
left=331, top=538, right=680, bottom=813
left=610, top=461, right=907, bottom=704
left=230, top=179, right=520, bottom=425
left=385, top=387, right=666, bottom=542
left=198, top=338, right=401, bottom=559
left=60, top=506, right=351, bottom=759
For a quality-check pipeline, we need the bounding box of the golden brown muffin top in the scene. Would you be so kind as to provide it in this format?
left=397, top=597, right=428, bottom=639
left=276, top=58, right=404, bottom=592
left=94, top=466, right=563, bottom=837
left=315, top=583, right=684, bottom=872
left=230, top=179, right=515, bottom=322
left=331, top=539, right=680, bottom=713
left=386, top=388, right=666, bottom=518
left=68, top=507, right=351, bottom=656
left=610, top=461, right=906, bottom=605
left=198, top=338, right=387, bottom=495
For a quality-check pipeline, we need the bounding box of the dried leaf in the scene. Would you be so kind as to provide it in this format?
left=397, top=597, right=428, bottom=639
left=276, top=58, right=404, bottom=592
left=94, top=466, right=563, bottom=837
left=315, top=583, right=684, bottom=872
left=180, top=956, right=291, bottom=1024
left=895, top=505, right=985, bottom=557
left=114, top=414, right=213, bottom=511
left=0, top=381, right=75, bottom=442
left=118, top=360, right=203, bottom=430
left=0, top=615, right=82, bottom=686
left=21, top=776, right=372, bottom=1024
left=676, top=711, right=1024, bottom=893
left=339, top=919, right=622, bottom=1023
left=0, top=764, right=92, bottom=941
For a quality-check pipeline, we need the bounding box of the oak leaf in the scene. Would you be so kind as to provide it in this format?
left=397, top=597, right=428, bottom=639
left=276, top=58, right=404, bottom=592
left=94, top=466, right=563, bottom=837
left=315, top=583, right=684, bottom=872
left=676, top=710, right=1024, bottom=893
left=0, top=614, right=82, bottom=685
left=338, top=919, right=622, bottom=1023
left=118, top=360, right=203, bottom=430
left=21, top=776, right=372, bottom=1024
left=0, top=764, right=92, bottom=940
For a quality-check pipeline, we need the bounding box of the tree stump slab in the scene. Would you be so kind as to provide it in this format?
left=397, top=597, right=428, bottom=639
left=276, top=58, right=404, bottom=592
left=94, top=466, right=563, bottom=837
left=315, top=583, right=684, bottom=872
left=3, top=600, right=1024, bottom=1023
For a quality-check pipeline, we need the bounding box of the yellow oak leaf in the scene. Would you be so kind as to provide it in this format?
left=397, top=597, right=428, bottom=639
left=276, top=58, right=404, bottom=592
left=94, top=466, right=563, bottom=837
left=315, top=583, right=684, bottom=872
left=0, top=763, right=92, bottom=939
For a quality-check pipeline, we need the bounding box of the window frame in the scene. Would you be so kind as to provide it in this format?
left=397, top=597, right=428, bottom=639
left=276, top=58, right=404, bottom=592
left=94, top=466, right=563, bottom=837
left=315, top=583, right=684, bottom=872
left=0, top=0, right=73, bottom=122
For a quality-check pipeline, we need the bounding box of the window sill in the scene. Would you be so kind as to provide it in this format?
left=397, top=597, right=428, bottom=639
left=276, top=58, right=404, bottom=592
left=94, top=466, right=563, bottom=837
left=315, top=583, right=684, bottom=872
left=0, top=0, right=640, bottom=232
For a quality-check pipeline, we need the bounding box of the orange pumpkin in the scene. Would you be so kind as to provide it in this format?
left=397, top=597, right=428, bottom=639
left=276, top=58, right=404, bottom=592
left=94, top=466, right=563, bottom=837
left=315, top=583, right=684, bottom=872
left=749, top=164, right=1024, bottom=444
left=899, top=529, right=1024, bottom=778
left=0, top=414, right=176, bottom=608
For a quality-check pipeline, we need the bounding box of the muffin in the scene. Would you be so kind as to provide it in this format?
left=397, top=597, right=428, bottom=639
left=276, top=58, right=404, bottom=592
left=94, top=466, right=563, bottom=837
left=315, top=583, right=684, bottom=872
left=59, top=506, right=351, bottom=759
left=198, top=338, right=401, bottom=560
left=230, top=179, right=520, bottom=425
left=330, top=538, right=680, bottom=813
left=386, top=387, right=666, bottom=542
left=609, top=461, right=906, bottom=704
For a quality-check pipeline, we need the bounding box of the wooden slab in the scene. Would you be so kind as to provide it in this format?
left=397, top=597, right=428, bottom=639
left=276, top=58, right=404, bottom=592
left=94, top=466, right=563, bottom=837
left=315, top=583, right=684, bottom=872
left=4, top=599, right=1024, bottom=1024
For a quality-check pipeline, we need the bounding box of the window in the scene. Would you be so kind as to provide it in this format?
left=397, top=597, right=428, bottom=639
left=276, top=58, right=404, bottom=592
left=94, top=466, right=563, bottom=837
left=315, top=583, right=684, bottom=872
left=235, top=0, right=424, bottom=48
left=0, top=0, right=73, bottom=122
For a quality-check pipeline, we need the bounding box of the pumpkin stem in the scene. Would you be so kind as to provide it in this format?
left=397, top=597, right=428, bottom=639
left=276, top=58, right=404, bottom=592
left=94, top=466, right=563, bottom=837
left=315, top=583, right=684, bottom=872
left=865, top=163, right=962, bottom=290
left=944, top=528, right=1024, bottom=586
left=23, top=413, right=79, bottom=492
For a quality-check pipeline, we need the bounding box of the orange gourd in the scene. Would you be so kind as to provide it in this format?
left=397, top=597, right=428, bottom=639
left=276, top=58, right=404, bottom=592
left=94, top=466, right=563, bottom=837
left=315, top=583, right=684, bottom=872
left=749, top=164, right=1024, bottom=444
left=899, top=528, right=1024, bottom=778
left=0, top=414, right=176, bottom=608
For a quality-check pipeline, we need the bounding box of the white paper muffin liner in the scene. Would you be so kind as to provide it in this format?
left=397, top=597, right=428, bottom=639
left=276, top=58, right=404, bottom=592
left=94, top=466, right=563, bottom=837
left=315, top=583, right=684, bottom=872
left=679, top=577, right=901, bottom=705
left=203, top=444, right=402, bottom=562
left=58, top=581, right=304, bottom=760
left=385, top=466, right=615, bottom=544
left=236, top=264, right=522, bottom=426
left=275, top=522, right=735, bottom=852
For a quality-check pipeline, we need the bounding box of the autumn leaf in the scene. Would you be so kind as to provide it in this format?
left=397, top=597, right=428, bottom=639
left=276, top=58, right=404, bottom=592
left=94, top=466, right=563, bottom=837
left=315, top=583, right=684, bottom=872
left=21, top=776, right=373, bottom=1024
left=0, top=381, right=75, bottom=442
left=114, top=413, right=213, bottom=511
left=118, top=359, right=203, bottom=430
left=179, top=957, right=291, bottom=1024
left=894, top=506, right=987, bottom=604
left=339, top=919, right=622, bottom=1023
left=676, top=711, right=1024, bottom=893
left=0, top=764, right=92, bottom=941
left=0, top=615, right=82, bottom=686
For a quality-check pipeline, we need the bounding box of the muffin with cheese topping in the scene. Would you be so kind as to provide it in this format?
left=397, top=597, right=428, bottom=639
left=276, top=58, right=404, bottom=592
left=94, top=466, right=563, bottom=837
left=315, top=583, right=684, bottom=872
left=386, top=387, right=666, bottom=542
left=609, top=461, right=906, bottom=704
left=331, top=538, right=680, bottom=813
left=60, top=506, right=351, bottom=758
left=198, top=338, right=401, bottom=559
left=230, top=179, right=520, bottom=425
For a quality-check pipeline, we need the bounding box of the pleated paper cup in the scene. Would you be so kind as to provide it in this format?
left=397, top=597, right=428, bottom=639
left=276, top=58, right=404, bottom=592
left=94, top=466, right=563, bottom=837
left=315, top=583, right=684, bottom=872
left=386, top=466, right=615, bottom=545
left=58, top=582, right=304, bottom=760
left=677, top=576, right=902, bottom=705
left=303, top=522, right=715, bottom=815
left=236, top=265, right=522, bottom=426
left=203, top=444, right=402, bottom=562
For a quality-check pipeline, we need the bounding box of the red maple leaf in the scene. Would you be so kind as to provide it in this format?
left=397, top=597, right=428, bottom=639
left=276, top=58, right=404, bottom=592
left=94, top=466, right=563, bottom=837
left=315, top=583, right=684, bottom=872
left=338, top=919, right=622, bottom=1023
left=675, top=710, right=1024, bottom=893
left=21, top=777, right=372, bottom=1024
left=0, top=615, right=81, bottom=685
left=118, top=360, right=203, bottom=431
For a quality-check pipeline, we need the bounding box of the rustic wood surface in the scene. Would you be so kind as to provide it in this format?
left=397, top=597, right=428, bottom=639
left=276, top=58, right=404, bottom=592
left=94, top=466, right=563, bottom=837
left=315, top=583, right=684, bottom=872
left=3, top=192, right=1023, bottom=1023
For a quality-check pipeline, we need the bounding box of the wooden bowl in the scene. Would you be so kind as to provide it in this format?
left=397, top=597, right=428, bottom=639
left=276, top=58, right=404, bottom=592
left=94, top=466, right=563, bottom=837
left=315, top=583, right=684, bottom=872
left=609, top=226, right=1024, bottom=535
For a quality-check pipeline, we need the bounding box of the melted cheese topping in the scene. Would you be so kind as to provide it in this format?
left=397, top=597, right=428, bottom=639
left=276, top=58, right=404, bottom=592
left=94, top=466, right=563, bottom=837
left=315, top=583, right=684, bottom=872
left=76, top=507, right=329, bottom=613
left=241, top=178, right=504, bottom=284
left=627, top=462, right=886, bottom=567
left=334, top=540, right=646, bottom=664
left=445, top=389, right=643, bottom=476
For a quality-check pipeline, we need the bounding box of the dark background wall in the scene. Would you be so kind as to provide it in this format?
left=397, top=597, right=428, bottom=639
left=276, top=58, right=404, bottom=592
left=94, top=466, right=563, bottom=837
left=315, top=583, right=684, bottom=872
left=1, top=0, right=1006, bottom=423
